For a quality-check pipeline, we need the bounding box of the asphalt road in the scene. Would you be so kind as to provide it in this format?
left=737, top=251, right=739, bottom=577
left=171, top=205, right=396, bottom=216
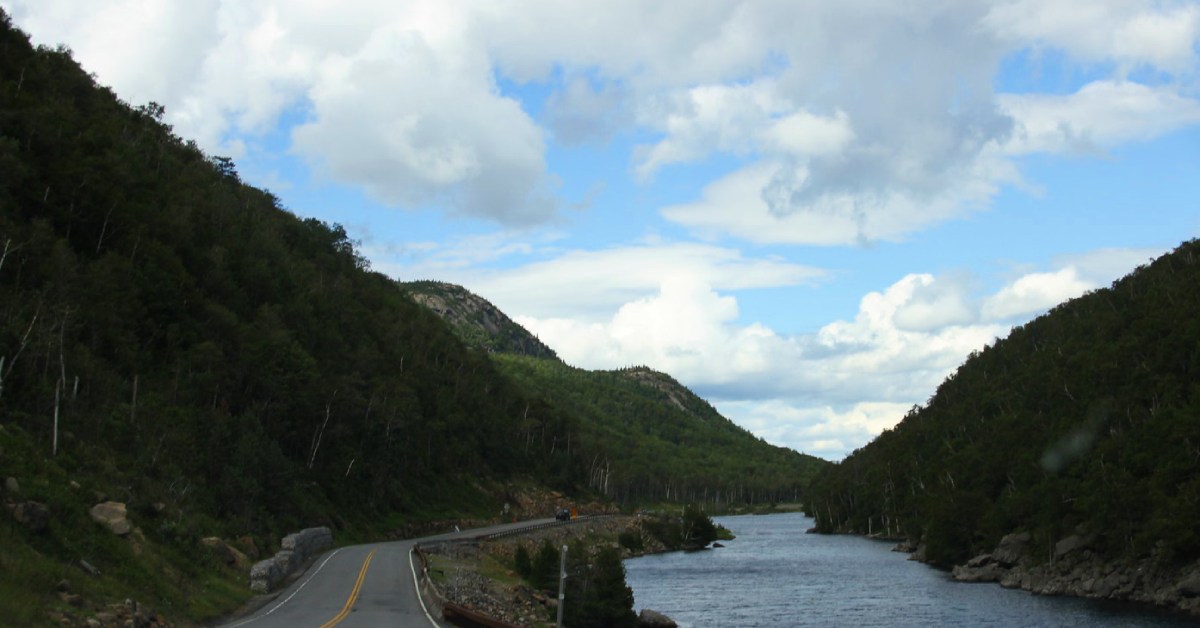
left=220, top=518, right=558, bottom=627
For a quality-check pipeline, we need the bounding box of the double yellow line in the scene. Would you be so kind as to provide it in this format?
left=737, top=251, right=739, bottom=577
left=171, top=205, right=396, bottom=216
left=319, top=548, right=377, bottom=628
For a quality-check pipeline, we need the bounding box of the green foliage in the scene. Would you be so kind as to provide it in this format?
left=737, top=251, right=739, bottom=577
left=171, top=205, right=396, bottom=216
left=806, top=239, right=1200, bottom=566
left=617, top=530, right=643, bottom=552
left=531, top=540, right=561, bottom=593
left=492, top=354, right=828, bottom=506
left=513, top=544, right=533, bottom=580
left=563, top=545, right=637, bottom=628
left=641, top=505, right=722, bottom=551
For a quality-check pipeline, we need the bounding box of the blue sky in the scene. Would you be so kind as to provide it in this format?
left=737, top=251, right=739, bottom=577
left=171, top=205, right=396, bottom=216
left=6, top=0, right=1199, bottom=459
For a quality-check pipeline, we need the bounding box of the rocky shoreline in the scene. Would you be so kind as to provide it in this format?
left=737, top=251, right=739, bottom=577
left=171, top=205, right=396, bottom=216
left=900, top=532, right=1200, bottom=618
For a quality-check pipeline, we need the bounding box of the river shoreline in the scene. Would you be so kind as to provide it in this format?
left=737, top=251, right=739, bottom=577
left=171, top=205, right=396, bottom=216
left=892, top=531, right=1200, bottom=619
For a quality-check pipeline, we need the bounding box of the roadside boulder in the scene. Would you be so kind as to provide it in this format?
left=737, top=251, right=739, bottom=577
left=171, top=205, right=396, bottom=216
left=201, top=537, right=248, bottom=567
left=89, top=501, right=132, bottom=536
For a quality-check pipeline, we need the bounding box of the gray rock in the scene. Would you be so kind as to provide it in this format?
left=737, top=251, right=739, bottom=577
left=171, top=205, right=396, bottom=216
left=78, top=559, right=100, bottom=576
left=953, top=560, right=1002, bottom=583
left=4, top=476, right=18, bottom=494
left=1054, top=534, right=1089, bottom=560
left=249, top=559, right=282, bottom=593
left=1177, top=573, right=1200, bottom=597
left=993, top=532, right=1030, bottom=566
left=89, top=501, right=131, bottom=536
left=966, top=553, right=994, bottom=568
left=638, top=608, right=678, bottom=627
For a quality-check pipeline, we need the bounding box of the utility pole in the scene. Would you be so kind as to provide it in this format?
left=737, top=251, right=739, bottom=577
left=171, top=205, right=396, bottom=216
left=556, top=544, right=568, bottom=627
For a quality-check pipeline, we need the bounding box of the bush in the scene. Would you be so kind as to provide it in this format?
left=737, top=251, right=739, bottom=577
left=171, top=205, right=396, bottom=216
left=513, top=544, right=532, bottom=580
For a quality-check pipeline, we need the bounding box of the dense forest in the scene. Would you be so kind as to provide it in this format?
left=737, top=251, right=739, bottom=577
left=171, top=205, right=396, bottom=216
left=806, top=239, right=1200, bottom=567
left=0, top=13, right=592, bottom=622
left=495, top=356, right=824, bottom=506
left=401, top=281, right=828, bottom=508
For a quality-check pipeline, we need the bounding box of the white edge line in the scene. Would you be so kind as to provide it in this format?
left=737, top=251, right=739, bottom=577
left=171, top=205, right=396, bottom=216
left=224, top=548, right=344, bottom=627
left=409, top=546, right=440, bottom=627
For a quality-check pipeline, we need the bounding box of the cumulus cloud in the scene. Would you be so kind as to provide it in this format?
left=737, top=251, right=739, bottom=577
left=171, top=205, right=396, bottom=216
left=660, top=158, right=1017, bottom=246
left=983, top=0, right=1200, bottom=74
left=1000, top=81, right=1200, bottom=155
left=7, top=0, right=1198, bottom=232
left=392, top=238, right=826, bottom=321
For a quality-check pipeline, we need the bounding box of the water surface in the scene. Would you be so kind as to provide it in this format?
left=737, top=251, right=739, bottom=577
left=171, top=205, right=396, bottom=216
left=624, top=512, right=1194, bottom=627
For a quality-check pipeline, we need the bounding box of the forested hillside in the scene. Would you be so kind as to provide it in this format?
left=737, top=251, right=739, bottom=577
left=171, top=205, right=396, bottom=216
left=402, top=282, right=828, bottom=507
left=806, top=239, right=1200, bottom=568
left=0, top=13, right=587, bottom=623
left=494, top=356, right=827, bottom=506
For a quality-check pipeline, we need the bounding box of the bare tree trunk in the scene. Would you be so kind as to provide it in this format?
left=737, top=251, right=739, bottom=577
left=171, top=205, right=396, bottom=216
left=96, top=202, right=116, bottom=254
left=309, top=394, right=335, bottom=470
left=0, top=305, right=40, bottom=402
left=52, top=379, right=61, bottom=456
left=0, top=238, right=12, bottom=274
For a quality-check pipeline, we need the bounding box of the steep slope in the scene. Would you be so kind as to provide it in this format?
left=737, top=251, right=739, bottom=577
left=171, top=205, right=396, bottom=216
left=0, top=15, right=585, bottom=624
left=806, top=239, right=1200, bottom=610
left=404, top=283, right=829, bottom=506
left=401, top=281, right=558, bottom=359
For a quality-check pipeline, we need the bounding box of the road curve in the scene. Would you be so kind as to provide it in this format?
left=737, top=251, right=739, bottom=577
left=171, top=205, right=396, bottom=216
left=221, top=518, right=559, bottom=627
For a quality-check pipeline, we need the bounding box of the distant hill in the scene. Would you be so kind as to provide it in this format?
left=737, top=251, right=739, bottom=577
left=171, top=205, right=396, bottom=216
left=405, top=282, right=828, bottom=506
left=806, top=240, right=1200, bottom=571
left=401, top=281, right=558, bottom=359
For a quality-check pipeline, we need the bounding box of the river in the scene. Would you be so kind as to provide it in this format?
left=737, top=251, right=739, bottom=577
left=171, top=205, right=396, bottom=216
left=624, top=512, right=1196, bottom=627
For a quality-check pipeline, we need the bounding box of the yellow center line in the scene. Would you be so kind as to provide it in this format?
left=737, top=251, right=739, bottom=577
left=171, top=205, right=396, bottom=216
left=319, top=548, right=377, bottom=628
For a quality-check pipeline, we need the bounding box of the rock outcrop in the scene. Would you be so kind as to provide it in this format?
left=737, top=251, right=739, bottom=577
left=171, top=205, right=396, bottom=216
left=945, top=531, right=1200, bottom=617
left=638, top=608, right=678, bottom=627
left=249, top=527, right=333, bottom=593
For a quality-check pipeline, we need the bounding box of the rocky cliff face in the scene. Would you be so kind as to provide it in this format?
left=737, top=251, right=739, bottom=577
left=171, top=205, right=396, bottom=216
left=402, top=282, right=559, bottom=359
left=943, top=531, right=1200, bottom=617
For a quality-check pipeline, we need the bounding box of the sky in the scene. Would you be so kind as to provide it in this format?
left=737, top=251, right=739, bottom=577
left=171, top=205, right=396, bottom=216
left=5, top=1, right=1199, bottom=460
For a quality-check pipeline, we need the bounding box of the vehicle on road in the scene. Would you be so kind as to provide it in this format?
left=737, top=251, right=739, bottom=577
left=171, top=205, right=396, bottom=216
left=555, top=508, right=571, bottom=521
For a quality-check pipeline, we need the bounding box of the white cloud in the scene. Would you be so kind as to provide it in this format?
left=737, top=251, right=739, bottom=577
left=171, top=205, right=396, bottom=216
left=290, top=13, right=557, bottom=225
left=660, top=158, right=1018, bottom=246
left=981, top=268, right=1091, bottom=321
left=1000, top=81, right=1200, bottom=155
left=7, top=0, right=1198, bottom=232
left=720, top=400, right=915, bottom=460
left=984, top=0, right=1200, bottom=74
left=446, top=241, right=830, bottom=321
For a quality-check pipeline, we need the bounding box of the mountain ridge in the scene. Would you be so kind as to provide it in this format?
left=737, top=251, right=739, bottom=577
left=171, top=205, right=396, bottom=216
left=403, top=281, right=829, bottom=506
